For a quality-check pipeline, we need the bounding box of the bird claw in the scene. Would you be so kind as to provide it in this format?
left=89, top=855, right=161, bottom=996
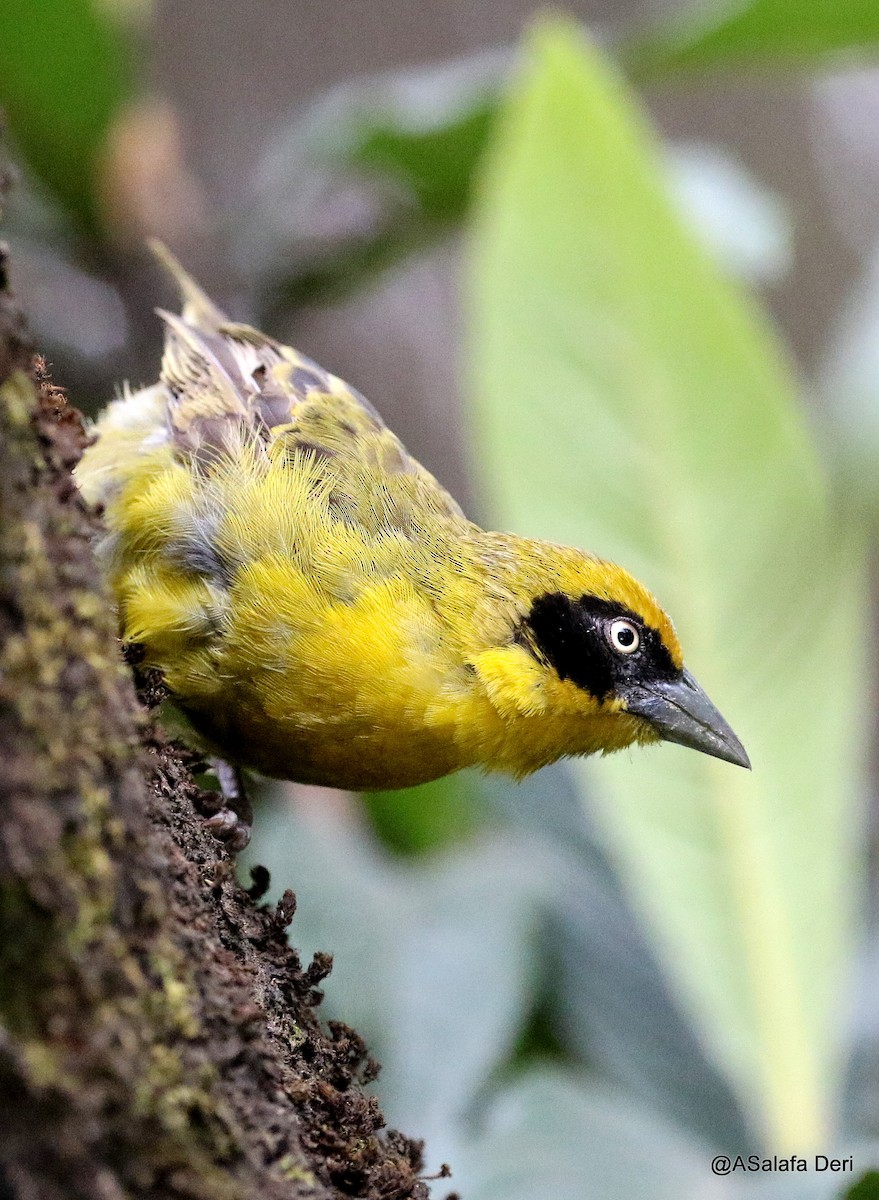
left=203, top=807, right=252, bottom=851
left=200, top=758, right=253, bottom=853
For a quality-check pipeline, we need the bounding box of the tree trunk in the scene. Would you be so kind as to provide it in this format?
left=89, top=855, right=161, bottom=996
left=0, top=230, right=438, bottom=1200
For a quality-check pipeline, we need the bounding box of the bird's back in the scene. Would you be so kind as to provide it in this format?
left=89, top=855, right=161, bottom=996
left=80, top=244, right=464, bottom=528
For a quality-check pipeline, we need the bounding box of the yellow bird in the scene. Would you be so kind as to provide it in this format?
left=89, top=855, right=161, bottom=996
left=77, top=243, right=749, bottom=848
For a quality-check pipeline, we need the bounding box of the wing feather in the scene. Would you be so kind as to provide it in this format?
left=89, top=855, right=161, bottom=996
left=80, top=241, right=466, bottom=532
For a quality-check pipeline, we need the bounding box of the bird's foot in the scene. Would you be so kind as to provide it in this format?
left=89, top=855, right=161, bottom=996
left=201, top=759, right=253, bottom=852
left=203, top=807, right=252, bottom=852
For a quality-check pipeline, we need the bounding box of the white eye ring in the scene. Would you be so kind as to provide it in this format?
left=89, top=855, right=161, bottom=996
left=608, top=618, right=640, bottom=655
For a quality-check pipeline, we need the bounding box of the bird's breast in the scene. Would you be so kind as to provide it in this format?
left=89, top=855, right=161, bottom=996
left=171, top=556, right=484, bottom=787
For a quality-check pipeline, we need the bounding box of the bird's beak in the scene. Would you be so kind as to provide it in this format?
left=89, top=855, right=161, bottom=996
left=622, top=669, right=751, bottom=769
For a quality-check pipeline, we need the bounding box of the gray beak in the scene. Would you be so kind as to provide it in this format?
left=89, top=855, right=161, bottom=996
left=622, top=669, right=751, bottom=769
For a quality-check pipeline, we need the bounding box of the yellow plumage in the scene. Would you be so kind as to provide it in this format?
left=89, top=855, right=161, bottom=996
left=76, top=244, right=747, bottom=839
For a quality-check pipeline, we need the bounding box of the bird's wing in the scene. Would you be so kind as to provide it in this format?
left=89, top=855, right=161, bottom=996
left=152, top=242, right=466, bottom=530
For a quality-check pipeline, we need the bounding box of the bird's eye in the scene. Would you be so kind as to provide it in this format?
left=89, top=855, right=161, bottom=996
left=608, top=618, right=640, bottom=654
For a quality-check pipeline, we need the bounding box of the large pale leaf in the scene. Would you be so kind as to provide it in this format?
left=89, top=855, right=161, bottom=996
left=468, top=20, right=868, bottom=1150
left=629, top=0, right=879, bottom=74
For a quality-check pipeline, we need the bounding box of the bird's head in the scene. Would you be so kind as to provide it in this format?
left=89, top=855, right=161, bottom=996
left=470, top=549, right=749, bottom=774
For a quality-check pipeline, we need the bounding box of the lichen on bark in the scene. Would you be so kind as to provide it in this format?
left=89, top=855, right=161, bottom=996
left=0, top=233, right=436, bottom=1200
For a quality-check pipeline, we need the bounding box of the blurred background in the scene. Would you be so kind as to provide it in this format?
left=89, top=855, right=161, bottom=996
left=4, top=1, right=879, bottom=1197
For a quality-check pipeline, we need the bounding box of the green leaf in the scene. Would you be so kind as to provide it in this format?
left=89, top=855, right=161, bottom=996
left=845, top=1171, right=879, bottom=1200
left=628, top=0, right=879, bottom=75
left=241, top=54, right=507, bottom=307
left=349, top=71, right=500, bottom=223
left=363, top=771, right=488, bottom=856
left=0, top=0, right=132, bottom=228
left=468, top=18, right=869, bottom=1151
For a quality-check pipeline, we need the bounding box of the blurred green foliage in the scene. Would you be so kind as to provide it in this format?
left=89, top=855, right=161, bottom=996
left=363, top=772, right=488, bottom=856
left=241, top=0, right=879, bottom=309
left=352, top=94, right=495, bottom=219
left=470, top=17, right=867, bottom=1154
left=0, top=0, right=132, bottom=231
left=237, top=53, right=506, bottom=308
left=846, top=1172, right=879, bottom=1200
left=628, top=0, right=879, bottom=74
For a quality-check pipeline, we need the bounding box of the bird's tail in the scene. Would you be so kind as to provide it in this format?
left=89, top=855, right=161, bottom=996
left=148, top=239, right=229, bottom=333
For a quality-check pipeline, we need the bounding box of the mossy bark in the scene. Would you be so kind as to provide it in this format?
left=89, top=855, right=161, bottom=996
left=0, top=238, right=433, bottom=1200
